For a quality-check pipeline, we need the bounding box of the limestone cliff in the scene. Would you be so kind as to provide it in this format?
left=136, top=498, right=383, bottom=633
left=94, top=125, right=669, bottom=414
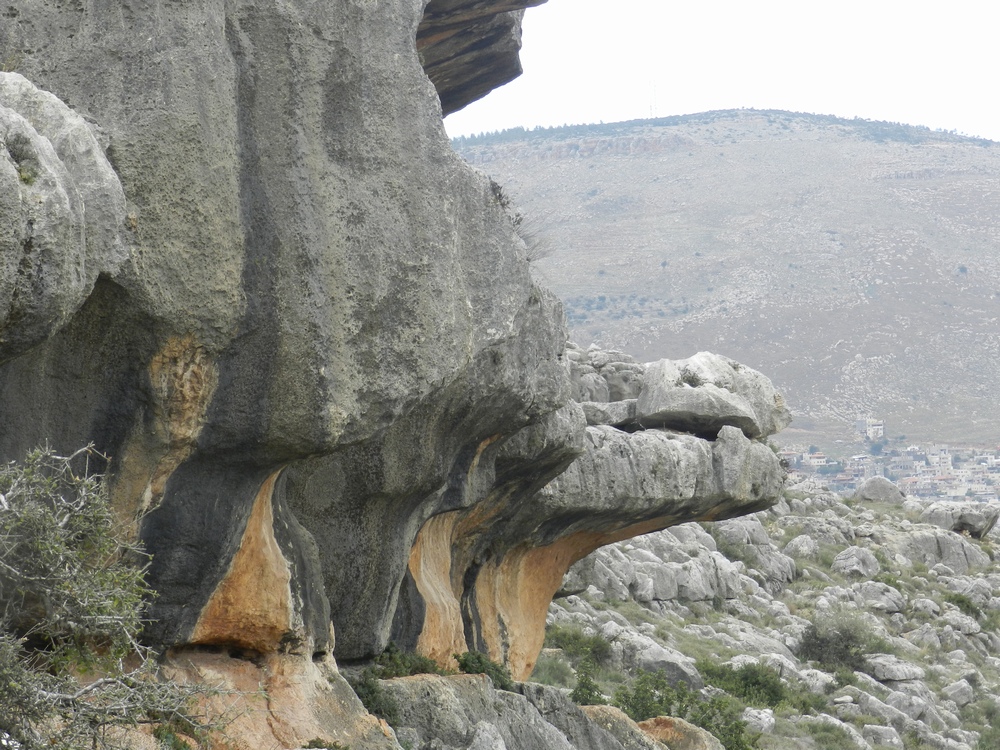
left=1, top=2, right=787, bottom=747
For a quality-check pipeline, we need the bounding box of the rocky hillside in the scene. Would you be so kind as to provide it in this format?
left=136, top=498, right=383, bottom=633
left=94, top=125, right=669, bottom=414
left=453, top=113, right=1000, bottom=446
left=327, top=476, right=1000, bottom=750
left=537, top=478, right=1000, bottom=750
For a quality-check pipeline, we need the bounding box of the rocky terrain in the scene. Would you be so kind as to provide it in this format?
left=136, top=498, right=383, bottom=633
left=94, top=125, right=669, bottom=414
left=539, top=477, right=1000, bottom=750
left=321, top=475, right=1000, bottom=750
left=0, top=3, right=793, bottom=747
left=452, top=113, right=1000, bottom=446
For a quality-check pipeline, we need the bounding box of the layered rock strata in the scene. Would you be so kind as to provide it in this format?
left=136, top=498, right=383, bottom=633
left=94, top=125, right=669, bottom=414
left=1, top=2, right=789, bottom=746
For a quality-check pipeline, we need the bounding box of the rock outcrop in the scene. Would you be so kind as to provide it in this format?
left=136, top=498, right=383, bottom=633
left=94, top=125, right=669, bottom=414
left=549, top=477, right=1000, bottom=750
left=418, top=0, right=548, bottom=115
left=0, top=3, right=788, bottom=747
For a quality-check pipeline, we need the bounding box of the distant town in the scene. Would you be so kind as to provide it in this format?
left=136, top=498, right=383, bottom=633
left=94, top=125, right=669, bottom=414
left=780, top=417, right=1000, bottom=501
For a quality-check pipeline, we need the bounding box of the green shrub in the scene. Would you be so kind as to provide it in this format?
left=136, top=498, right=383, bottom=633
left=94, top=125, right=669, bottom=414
left=613, top=670, right=697, bottom=723
left=569, top=658, right=606, bottom=705
left=977, top=725, right=1000, bottom=750
left=0, top=446, right=220, bottom=749
left=697, top=660, right=787, bottom=708
left=531, top=653, right=574, bottom=688
left=873, top=572, right=902, bottom=590
left=833, top=668, right=858, bottom=688
left=797, top=613, right=886, bottom=672
left=612, top=670, right=759, bottom=750
left=347, top=668, right=399, bottom=725
left=455, top=651, right=514, bottom=691
left=803, top=720, right=853, bottom=750
left=153, top=725, right=193, bottom=750
left=784, top=690, right=829, bottom=714
left=373, top=642, right=447, bottom=678
left=545, top=624, right=613, bottom=665
left=944, top=592, right=982, bottom=619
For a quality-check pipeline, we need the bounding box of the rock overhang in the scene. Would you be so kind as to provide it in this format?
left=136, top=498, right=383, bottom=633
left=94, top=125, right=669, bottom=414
left=0, top=3, right=793, bottom=742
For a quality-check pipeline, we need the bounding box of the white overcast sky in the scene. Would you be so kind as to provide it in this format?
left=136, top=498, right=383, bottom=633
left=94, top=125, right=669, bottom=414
left=444, top=0, right=1000, bottom=142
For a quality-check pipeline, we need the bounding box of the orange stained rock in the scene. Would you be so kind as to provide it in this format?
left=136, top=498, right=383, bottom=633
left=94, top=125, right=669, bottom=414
left=111, top=334, right=218, bottom=531
left=162, top=649, right=394, bottom=750
left=493, top=514, right=699, bottom=680
left=410, top=500, right=690, bottom=680
left=191, top=470, right=294, bottom=653
left=638, top=715, right=723, bottom=750
left=410, top=513, right=466, bottom=668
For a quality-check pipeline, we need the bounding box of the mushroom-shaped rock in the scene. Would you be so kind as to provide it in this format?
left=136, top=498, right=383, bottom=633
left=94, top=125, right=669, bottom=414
left=921, top=501, right=1000, bottom=539
left=636, top=353, right=790, bottom=439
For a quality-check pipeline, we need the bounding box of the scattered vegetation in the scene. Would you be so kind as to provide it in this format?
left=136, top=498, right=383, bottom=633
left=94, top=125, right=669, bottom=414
left=796, top=612, right=886, bottom=672
left=4, top=132, right=38, bottom=185
left=944, top=592, right=982, bottom=619
left=455, top=650, right=514, bottom=691
left=371, top=642, right=448, bottom=678
left=568, top=658, right=606, bottom=705
left=697, top=660, right=786, bottom=708
left=347, top=669, right=399, bottom=725
left=611, top=669, right=759, bottom=750
left=530, top=652, right=574, bottom=688
left=802, top=720, right=853, bottom=750
left=0, top=446, right=222, bottom=750
left=152, top=725, right=193, bottom=750
left=544, top=624, right=612, bottom=666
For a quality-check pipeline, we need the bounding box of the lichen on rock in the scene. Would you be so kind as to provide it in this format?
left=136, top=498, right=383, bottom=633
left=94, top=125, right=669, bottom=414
left=0, top=2, right=791, bottom=746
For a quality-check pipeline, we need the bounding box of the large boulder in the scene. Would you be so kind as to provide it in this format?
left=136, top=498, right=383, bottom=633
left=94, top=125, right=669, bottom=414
left=0, top=73, right=126, bottom=363
left=383, top=673, right=575, bottom=750
left=636, top=354, right=791, bottom=439
left=831, top=546, right=881, bottom=577
left=883, top=527, right=990, bottom=575
left=581, top=706, right=669, bottom=750
left=921, top=502, right=1000, bottom=539
left=637, top=717, right=724, bottom=750
left=866, top=654, right=926, bottom=682
left=854, top=477, right=906, bottom=505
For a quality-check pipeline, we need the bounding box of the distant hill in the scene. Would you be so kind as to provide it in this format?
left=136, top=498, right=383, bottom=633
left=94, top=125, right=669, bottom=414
left=453, top=110, right=1000, bottom=448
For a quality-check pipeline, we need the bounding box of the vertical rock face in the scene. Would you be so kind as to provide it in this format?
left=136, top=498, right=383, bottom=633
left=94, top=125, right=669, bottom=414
left=1, top=0, right=567, bottom=664
left=1, top=1, right=789, bottom=743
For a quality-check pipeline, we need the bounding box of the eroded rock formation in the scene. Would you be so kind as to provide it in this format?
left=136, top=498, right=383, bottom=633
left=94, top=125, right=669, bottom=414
left=1, top=2, right=788, bottom=746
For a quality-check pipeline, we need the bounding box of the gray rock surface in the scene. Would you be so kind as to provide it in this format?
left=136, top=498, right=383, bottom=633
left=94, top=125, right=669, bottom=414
left=883, top=528, right=990, bottom=574
left=866, top=654, right=926, bottom=682
left=0, top=73, right=126, bottom=362
left=551, top=478, right=1000, bottom=750
left=0, top=3, right=794, bottom=747
left=922, top=502, right=1000, bottom=539
left=854, top=477, right=906, bottom=505
left=383, top=674, right=574, bottom=750
left=862, top=725, right=904, bottom=749
left=832, top=546, right=881, bottom=577
left=636, top=353, right=791, bottom=439
left=580, top=706, right=667, bottom=750
left=383, top=674, right=676, bottom=750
